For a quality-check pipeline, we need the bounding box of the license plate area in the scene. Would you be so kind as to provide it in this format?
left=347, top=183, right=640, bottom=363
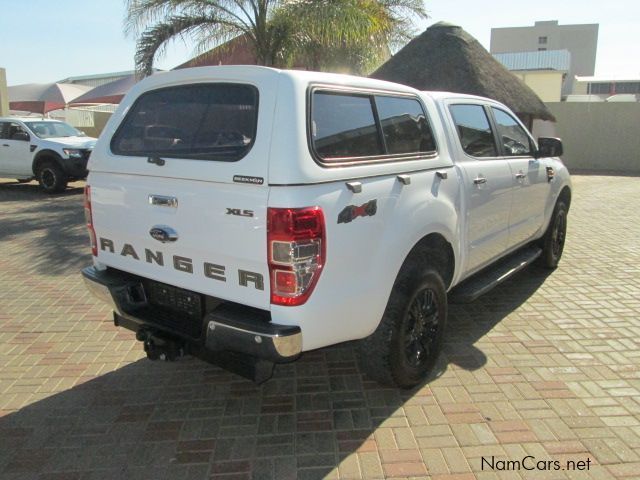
left=141, top=280, right=204, bottom=338
left=147, top=281, right=203, bottom=318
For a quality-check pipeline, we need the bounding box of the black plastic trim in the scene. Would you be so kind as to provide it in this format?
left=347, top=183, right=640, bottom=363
left=82, top=266, right=298, bottom=363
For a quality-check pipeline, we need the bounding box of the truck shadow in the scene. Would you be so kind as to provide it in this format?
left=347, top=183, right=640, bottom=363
left=0, top=180, right=85, bottom=201
left=443, top=265, right=553, bottom=372
left=0, top=267, right=551, bottom=479
left=0, top=181, right=88, bottom=276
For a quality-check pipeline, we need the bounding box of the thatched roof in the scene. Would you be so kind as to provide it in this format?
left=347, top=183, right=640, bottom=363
left=371, top=22, right=555, bottom=122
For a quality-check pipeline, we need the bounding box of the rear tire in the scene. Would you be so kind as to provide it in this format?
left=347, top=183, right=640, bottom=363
left=37, top=161, right=68, bottom=194
left=358, top=266, right=447, bottom=388
left=539, top=200, right=568, bottom=269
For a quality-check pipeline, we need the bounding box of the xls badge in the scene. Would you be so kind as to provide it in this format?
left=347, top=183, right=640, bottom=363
left=226, top=208, right=254, bottom=217
left=338, top=200, right=377, bottom=224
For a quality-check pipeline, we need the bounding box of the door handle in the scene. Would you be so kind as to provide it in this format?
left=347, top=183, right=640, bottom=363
left=147, top=155, right=165, bottom=166
left=473, top=176, right=487, bottom=185
left=515, top=172, right=526, bottom=179
left=2, top=144, right=9, bottom=147
left=149, top=194, right=178, bottom=208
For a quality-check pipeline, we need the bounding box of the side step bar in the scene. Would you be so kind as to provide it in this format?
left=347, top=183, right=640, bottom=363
left=449, top=246, right=542, bottom=304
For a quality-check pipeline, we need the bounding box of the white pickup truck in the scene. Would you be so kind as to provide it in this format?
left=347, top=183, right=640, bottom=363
left=82, top=66, right=571, bottom=387
left=0, top=118, right=96, bottom=192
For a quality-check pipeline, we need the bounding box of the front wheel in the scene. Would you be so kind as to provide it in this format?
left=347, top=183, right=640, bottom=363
left=539, top=200, right=568, bottom=269
left=358, top=268, right=447, bottom=388
left=37, top=161, right=68, bottom=194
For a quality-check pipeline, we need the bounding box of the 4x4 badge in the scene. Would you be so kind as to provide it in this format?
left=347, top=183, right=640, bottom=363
left=338, top=200, right=377, bottom=224
left=149, top=225, right=179, bottom=243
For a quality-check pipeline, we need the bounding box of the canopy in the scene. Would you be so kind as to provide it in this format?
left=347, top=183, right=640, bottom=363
left=8, top=82, right=91, bottom=114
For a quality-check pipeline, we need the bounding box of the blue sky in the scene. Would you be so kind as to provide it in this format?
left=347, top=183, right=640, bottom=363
left=1, top=0, right=639, bottom=85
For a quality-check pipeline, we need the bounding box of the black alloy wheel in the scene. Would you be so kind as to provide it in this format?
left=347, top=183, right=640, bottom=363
left=404, top=288, right=440, bottom=368
left=37, top=161, right=68, bottom=193
left=358, top=267, right=447, bottom=388
left=551, top=209, right=566, bottom=259
left=539, top=200, right=568, bottom=269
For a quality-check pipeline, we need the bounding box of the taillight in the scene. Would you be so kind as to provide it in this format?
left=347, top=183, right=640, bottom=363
left=84, top=185, right=97, bottom=256
left=267, top=207, right=326, bottom=306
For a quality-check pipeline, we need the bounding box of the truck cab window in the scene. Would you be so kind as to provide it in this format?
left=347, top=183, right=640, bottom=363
left=491, top=108, right=533, bottom=157
left=450, top=104, right=498, bottom=158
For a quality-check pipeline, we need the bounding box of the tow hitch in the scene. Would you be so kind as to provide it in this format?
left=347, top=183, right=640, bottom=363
left=136, top=329, right=185, bottom=361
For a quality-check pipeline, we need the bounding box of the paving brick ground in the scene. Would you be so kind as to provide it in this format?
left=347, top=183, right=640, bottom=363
left=0, top=175, right=638, bottom=480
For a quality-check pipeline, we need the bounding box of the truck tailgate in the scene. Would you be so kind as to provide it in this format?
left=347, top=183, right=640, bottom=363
left=90, top=171, right=270, bottom=309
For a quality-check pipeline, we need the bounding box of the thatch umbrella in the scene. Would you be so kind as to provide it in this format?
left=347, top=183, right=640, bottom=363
left=371, top=22, right=555, bottom=123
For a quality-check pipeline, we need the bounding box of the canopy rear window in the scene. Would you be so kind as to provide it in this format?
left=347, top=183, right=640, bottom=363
left=111, top=83, right=258, bottom=162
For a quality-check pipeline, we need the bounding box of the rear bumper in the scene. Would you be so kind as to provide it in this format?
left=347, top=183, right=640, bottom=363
left=81, top=266, right=302, bottom=362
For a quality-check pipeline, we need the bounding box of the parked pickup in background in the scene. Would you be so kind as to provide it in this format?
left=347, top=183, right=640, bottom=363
left=82, top=66, right=571, bottom=387
left=0, top=117, right=96, bottom=193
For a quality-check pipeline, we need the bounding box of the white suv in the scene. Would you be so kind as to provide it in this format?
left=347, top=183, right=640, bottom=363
left=82, top=67, right=571, bottom=387
left=0, top=118, right=97, bottom=193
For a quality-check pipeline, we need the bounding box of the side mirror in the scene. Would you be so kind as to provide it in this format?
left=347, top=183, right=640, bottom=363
left=536, top=137, right=563, bottom=158
left=12, top=131, right=30, bottom=142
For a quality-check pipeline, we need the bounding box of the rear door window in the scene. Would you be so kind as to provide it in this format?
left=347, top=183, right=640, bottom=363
left=450, top=104, right=498, bottom=158
left=111, top=83, right=258, bottom=162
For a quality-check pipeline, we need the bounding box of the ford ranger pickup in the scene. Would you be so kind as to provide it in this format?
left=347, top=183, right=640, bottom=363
left=0, top=117, right=96, bottom=193
left=81, top=67, right=571, bottom=387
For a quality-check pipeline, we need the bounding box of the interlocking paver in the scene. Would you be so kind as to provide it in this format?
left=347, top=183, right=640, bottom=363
left=0, top=175, right=639, bottom=479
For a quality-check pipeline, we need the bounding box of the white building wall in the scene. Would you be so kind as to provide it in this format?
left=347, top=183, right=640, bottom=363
left=490, top=21, right=598, bottom=96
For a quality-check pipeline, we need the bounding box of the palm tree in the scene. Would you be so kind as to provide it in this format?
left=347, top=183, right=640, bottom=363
left=125, top=0, right=427, bottom=76
left=272, top=0, right=426, bottom=74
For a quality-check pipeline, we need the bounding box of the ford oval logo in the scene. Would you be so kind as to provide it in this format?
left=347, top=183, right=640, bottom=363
left=149, top=225, right=178, bottom=243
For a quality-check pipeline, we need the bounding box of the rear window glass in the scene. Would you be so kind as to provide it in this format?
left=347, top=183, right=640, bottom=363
left=111, top=83, right=258, bottom=161
left=311, top=92, right=383, bottom=159
left=375, top=96, right=436, bottom=155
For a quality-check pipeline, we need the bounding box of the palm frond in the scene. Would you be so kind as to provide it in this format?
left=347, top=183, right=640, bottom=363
left=125, top=0, right=258, bottom=36
left=135, top=14, right=240, bottom=75
left=125, top=0, right=205, bottom=36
